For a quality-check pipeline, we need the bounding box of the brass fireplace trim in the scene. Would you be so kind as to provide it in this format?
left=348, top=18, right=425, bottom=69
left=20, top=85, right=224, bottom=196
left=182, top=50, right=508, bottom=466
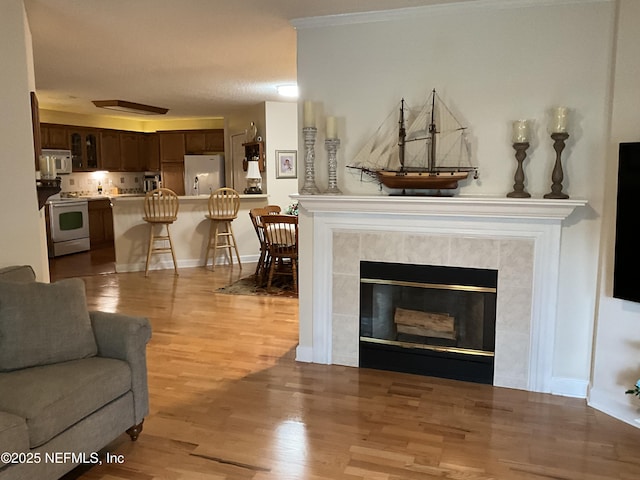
left=360, top=336, right=495, bottom=357
left=361, top=278, right=497, bottom=294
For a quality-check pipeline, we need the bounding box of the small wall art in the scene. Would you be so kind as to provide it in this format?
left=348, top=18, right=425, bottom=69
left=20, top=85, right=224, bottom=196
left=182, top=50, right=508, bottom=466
left=276, top=150, right=297, bottom=179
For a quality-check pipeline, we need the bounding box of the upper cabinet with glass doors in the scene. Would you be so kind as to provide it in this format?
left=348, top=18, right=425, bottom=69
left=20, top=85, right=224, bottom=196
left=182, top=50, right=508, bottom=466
left=69, top=128, right=99, bottom=171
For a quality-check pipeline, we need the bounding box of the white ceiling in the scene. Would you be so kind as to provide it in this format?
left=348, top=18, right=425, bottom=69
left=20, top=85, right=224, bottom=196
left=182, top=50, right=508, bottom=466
left=23, top=0, right=468, bottom=120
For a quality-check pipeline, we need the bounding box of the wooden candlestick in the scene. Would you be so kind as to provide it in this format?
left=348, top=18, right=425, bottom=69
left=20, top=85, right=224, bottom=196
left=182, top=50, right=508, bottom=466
left=507, top=142, right=531, bottom=198
left=544, top=132, right=570, bottom=199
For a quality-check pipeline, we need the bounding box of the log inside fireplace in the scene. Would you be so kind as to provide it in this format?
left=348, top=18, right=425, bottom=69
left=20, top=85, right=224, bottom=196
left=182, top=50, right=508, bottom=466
left=359, top=261, right=497, bottom=384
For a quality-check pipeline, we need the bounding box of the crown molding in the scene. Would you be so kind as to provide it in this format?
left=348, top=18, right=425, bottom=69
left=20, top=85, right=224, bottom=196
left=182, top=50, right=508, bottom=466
left=291, top=0, right=612, bottom=29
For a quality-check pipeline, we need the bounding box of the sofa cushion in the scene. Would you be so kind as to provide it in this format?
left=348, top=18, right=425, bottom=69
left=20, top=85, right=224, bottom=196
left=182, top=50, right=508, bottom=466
left=0, top=278, right=98, bottom=372
left=0, top=357, right=132, bottom=448
left=0, top=412, right=29, bottom=466
left=0, top=265, right=35, bottom=283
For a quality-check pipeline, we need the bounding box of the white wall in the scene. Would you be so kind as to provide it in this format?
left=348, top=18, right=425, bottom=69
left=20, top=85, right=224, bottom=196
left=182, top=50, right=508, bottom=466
left=264, top=101, right=299, bottom=210
left=590, top=0, right=640, bottom=426
left=295, top=0, right=615, bottom=398
left=0, top=0, right=49, bottom=281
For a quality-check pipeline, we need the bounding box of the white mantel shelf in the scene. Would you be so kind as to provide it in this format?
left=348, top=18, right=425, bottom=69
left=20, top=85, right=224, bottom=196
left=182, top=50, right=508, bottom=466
left=293, top=194, right=587, bottom=220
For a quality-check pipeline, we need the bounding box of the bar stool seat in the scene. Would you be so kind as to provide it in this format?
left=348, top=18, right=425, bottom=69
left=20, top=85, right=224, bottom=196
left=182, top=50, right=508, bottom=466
left=204, top=188, right=242, bottom=269
left=143, top=188, right=179, bottom=277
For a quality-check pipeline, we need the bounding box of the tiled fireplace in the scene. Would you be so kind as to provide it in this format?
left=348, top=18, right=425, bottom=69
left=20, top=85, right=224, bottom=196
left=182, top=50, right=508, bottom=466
left=295, top=195, right=586, bottom=393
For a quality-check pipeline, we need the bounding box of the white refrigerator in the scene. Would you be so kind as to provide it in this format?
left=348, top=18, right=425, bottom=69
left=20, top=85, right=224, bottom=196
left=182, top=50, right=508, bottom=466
left=183, top=154, right=225, bottom=196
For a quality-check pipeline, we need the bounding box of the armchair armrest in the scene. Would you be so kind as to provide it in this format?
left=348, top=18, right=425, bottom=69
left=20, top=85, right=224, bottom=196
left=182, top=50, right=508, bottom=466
left=90, top=311, right=152, bottom=424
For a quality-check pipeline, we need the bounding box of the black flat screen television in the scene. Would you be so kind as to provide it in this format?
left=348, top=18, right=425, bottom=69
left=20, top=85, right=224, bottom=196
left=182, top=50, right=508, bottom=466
left=613, top=142, right=640, bottom=303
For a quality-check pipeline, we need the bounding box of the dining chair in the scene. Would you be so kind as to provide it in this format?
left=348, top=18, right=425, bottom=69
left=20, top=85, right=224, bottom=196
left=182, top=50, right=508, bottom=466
left=249, top=207, right=269, bottom=283
left=261, top=214, right=298, bottom=293
left=205, top=187, right=241, bottom=269
left=143, top=188, right=179, bottom=277
left=249, top=205, right=284, bottom=284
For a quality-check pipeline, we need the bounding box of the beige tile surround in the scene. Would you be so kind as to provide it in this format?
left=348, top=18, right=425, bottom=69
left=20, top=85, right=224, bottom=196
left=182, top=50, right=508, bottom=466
left=331, top=230, right=534, bottom=390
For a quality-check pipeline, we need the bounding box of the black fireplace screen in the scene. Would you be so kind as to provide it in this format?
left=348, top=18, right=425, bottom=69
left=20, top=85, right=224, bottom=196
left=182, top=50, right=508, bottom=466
left=359, top=261, right=498, bottom=383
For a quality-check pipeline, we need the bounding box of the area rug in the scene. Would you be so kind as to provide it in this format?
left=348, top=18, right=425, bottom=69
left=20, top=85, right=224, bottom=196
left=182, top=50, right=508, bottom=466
left=216, top=275, right=297, bottom=298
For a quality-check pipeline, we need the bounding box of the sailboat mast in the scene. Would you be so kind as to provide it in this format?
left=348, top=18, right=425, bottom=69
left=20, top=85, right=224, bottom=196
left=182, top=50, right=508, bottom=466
left=398, top=98, right=406, bottom=171
left=428, top=89, right=437, bottom=172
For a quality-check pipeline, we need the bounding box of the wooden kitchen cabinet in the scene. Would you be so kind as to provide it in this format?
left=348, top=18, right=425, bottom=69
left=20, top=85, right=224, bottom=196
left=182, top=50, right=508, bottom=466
left=140, top=133, right=160, bottom=171
left=185, top=129, right=224, bottom=154
left=88, top=198, right=114, bottom=248
left=161, top=162, right=185, bottom=196
left=120, top=131, right=141, bottom=171
left=41, top=123, right=69, bottom=149
left=99, top=130, right=121, bottom=171
left=159, top=132, right=186, bottom=163
left=69, top=128, right=99, bottom=170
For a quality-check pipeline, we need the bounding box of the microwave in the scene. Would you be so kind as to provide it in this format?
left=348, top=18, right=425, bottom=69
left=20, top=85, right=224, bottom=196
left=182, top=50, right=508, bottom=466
left=41, top=149, right=73, bottom=174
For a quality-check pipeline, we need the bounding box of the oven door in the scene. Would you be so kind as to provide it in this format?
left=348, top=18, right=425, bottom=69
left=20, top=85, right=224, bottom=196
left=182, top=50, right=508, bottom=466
left=49, top=200, right=90, bottom=242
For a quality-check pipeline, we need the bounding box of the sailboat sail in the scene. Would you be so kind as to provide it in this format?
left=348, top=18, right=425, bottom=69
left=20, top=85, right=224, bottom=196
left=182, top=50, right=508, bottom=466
left=348, top=89, right=477, bottom=191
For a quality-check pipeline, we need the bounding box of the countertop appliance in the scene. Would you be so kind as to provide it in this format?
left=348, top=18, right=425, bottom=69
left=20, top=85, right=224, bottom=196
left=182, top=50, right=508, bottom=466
left=184, top=155, right=225, bottom=196
left=46, top=195, right=90, bottom=257
left=143, top=172, right=161, bottom=192
left=42, top=149, right=72, bottom=175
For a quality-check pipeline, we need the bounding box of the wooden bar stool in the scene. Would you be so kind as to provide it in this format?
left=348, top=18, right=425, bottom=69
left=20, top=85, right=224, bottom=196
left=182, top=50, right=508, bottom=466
left=204, top=187, right=242, bottom=269
left=143, top=188, right=179, bottom=277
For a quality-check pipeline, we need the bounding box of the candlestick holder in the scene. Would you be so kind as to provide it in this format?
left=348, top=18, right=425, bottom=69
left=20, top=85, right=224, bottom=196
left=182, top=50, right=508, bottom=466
left=507, top=142, right=531, bottom=198
left=324, top=138, right=342, bottom=195
left=300, top=127, right=320, bottom=194
left=544, top=132, right=570, bottom=199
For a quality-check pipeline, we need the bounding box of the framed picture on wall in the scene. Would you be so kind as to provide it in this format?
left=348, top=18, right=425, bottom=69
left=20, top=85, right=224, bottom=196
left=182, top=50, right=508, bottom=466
left=276, top=150, right=297, bottom=179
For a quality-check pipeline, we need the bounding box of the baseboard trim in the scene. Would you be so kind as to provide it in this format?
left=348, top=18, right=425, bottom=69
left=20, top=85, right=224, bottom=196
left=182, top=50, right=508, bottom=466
left=296, top=345, right=314, bottom=363
left=550, top=376, right=588, bottom=398
left=588, top=386, right=640, bottom=428
left=116, top=254, right=259, bottom=273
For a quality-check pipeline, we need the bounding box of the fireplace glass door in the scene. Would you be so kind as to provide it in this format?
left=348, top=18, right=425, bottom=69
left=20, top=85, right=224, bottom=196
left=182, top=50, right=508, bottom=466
left=359, top=261, right=498, bottom=384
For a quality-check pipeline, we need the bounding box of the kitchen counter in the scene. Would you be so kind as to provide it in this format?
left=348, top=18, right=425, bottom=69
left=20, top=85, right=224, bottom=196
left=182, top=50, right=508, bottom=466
left=110, top=193, right=268, bottom=201
left=110, top=193, right=269, bottom=273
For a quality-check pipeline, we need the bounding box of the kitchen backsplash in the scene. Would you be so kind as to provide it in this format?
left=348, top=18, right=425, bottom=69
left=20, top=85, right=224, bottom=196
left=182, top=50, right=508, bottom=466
left=58, top=171, right=145, bottom=195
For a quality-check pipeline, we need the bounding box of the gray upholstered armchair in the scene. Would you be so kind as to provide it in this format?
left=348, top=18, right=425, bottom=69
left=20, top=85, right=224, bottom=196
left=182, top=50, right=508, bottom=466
left=0, top=265, right=151, bottom=480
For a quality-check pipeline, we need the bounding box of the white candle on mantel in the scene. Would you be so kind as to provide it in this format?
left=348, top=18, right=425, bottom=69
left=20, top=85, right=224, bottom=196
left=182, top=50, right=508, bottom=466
left=326, top=116, right=337, bottom=139
left=512, top=120, right=530, bottom=143
left=303, top=101, right=315, bottom=128
left=551, top=106, right=569, bottom=133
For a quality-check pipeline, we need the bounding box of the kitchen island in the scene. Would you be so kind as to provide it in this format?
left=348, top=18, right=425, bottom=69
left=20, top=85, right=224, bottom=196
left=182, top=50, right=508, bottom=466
left=110, top=194, right=268, bottom=273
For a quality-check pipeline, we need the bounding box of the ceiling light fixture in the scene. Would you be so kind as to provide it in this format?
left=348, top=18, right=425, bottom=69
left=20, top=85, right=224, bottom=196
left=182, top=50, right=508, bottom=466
left=277, top=85, right=299, bottom=98
left=92, top=100, right=169, bottom=115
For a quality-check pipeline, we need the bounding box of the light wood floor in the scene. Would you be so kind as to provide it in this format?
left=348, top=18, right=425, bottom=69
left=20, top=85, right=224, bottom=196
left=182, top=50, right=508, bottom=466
left=61, top=265, right=640, bottom=480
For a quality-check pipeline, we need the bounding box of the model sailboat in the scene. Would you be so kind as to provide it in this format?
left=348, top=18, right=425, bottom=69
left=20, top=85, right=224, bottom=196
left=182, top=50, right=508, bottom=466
left=348, top=89, right=478, bottom=192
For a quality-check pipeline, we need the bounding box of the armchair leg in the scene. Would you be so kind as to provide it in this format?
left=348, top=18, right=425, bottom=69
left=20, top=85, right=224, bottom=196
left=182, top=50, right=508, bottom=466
left=126, top=420, right=144, bottom=441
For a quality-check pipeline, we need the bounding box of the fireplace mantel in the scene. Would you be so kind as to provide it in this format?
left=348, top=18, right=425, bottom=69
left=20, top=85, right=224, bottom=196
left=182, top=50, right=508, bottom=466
left=294, top=194, right=586, bottom=220
left=295, top=194, right=588, bottom=394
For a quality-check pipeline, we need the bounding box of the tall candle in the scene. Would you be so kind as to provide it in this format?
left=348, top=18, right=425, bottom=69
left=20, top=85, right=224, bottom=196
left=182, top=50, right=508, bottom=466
left=551, top=106, right=568, bottom=133
left=303, top=101, right=315, bottom=128
left=512, top=120, right=530, bottom=143
left=326, top=116, right=337, bottom=139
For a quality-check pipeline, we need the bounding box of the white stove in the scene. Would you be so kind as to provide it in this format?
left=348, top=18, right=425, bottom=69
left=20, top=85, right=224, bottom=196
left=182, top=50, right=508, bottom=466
left=46, top=194, right=90, bottom=257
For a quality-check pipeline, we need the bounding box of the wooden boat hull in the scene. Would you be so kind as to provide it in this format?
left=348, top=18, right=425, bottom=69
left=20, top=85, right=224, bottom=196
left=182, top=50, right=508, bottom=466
left=376, top=170, right=469, bottom=190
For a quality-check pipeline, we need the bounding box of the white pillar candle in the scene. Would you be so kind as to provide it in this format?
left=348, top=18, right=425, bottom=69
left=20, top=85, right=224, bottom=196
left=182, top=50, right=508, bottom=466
left=512, top=120, right=530, bottom=143
left=303, top=101, right=315, bottom=128
left=551, top=106, right=569, bottom=133
left=326, top=116, right=337, bottom=139
left=47, top=156, right=56, bottom=178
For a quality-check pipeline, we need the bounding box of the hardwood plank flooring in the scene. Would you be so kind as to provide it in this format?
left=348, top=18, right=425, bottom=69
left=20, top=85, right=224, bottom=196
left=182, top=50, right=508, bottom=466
left=60, top=265, right=640, bottom=480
